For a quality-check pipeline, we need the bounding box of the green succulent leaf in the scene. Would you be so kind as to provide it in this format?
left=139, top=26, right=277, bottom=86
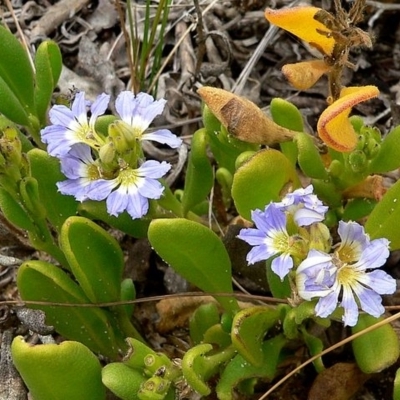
left=17, top=260, right=124, bottom=359
left=189, top=303, right=221, bottom=345
left=34, top=40, right=62, bottom=125
left=182, top=128, right=214, bottom=216
left=0, top=25, right=35, bottom=114
left=12, top=337, right=106, bottom=400
left=232, top=149, right=300, bottom=220
left=60, top=216, right=124, bottom=303
left=102, top=363, right=146, bottom=400
left=394, top=368, right=400, bottom=400
left=0, top=76, right=31, bottom=126
left=0, top=188, right=35, bottom=231
left=365, top=179, right=400, bottom=249
left=216, top=334, right=287, bottom=400
left=231, top=306, right=282, bottom=366
left=270, top=97, right=303, bottom=164
left=295, top=132, right=328, bottom=179
left=78, top=200, right=151, bottom=238
left=28, top=148, right=78, bottom=232
left=368, top=125, right=400, bottom=173
left=148, top=218, right=238, bottom=313
left=352, top=314, right=399, bottom=374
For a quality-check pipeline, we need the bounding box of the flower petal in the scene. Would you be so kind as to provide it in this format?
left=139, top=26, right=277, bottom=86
left=357, top=270, right=396, bottom=295
left=246, top=245, right=276, bottom=265
left=315, top=288, right=340, bottom=318
left=340, top=284, right=359, bottom=326
left=317, top=86, right=379, bottom=152
left=142, top=129, right=182, bottom=148
left=352, top=283, right=385, bottom=318
left=271, top=253, right=293, bottom=280
left=265, top=7, right=335, bottom=56
left=282, top=60, right=331, bottom=90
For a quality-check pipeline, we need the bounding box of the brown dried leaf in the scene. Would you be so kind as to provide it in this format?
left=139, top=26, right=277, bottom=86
left=197, top=86, right=297, bottom=145
left=308, top=362, right=370, bottom=400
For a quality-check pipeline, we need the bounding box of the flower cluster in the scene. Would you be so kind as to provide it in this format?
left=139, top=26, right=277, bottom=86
left=238, top=186, right=396, bottom=326
left=41, top=91, right=182, bottom=219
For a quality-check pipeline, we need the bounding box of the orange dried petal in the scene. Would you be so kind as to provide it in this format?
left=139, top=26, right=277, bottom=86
left=265, top=7, right=335, bottom=56
left=317, top=85, right=379, bottom=152
left=282, top=60, right=331, bottom=90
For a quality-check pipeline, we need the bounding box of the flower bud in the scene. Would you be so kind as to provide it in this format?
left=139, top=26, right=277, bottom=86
left=197, top=86, right=298, bottom=145
left=98, top=141, right=116, bottom=165
left=282, top=60, right=331, bottom=90
left=307, top=223, right=332, bottom=253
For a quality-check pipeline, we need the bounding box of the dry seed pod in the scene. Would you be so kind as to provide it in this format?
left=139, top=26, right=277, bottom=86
left=197, top=86, right=298, bottom=145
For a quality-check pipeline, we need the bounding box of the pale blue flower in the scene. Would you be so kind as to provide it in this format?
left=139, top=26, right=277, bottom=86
left=57, top=144, right=101, bottom=201
left=276, top=185, right=328, bottom=226
left=237, top=203, right=295, bottom=280
left=41, top=92, right=110, bottom=157
left=115, top=91, right=182, bottom=148
left=84, top=160, right=171, bottom=219
left=296, top=221, right=396, bottom=326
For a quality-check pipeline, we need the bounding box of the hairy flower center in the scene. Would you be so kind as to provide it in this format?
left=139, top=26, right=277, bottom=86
left=337, top=264, right=361, bottom=286
left=118, top=167, right=140, bottom=186
left=87, top=163, right=102, bottom=181
left=337, top=243, right=358, bottom=263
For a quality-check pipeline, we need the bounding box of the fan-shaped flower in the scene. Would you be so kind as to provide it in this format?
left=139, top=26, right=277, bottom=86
left=115, top=91, right=182, bottom=148
left=296, top=221, right=396, bottom=326
left=41, top=92, right=110, bottom=157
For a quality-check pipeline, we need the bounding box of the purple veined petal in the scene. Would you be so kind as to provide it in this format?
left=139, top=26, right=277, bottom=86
left=340, top=284, right=359, bottom=326
left=136, top=92, right=158, bottom=108
left=251, top=204, right=286, bottom=235
left=357, top=270, right=397, bottom=295
left=271, top=253, right=293, bottom=280
left=57, top=179, right=87, bottom=201
left=296, top=250, right=336, bottom=300
left=85, top=179, right=117, bottom=201
left=314, top=287, right=340, bottom=318
left=41, top=125, right=77, bottom=157
left=48, top=105, right=76, bottom=127
left=115, top=91, right=136, bottom=124
left=351, top=283, right=385, bottom=318
left=59, top=156, right=87, bottom=179
left=296, top=249, right=333, bottom=274
left=355, top=238, right=390, bottom=271
left=130, top=97, right=166, bottom=132
left=89, top=93, right=110, bottom=126
left=246, top=245, right=276, bottom=265
left=106, top=186, right=130, bottom=216
left=294, top=208, right=325, bottom=226
left=126, top=191, right=149, bottom=219
left=68, top=143, right=95, bottom=163
left=142, top=129, right=182, bottom=148
left=237, top=228, right=267, bottom=246
left=71, top=92, right=89, bottom=126
left=338, top=220, right=369, bottom=256
left=137, top=177, right=165, bottom=199
left=137, top=160, right=171, bottom=179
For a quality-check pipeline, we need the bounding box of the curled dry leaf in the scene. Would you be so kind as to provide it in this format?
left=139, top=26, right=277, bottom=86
left=197, top=86, right=298, bottom=145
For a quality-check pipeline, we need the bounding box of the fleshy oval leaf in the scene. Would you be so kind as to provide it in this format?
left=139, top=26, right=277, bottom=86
left=148, top=218, right=238, bottom=313
left=12, top=337, right=106, bottom=400
left=232, top=149, right=300, bottom=220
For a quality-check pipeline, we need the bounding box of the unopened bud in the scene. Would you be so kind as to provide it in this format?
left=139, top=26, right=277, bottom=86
left=99, top=141, right=116, bottom=165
